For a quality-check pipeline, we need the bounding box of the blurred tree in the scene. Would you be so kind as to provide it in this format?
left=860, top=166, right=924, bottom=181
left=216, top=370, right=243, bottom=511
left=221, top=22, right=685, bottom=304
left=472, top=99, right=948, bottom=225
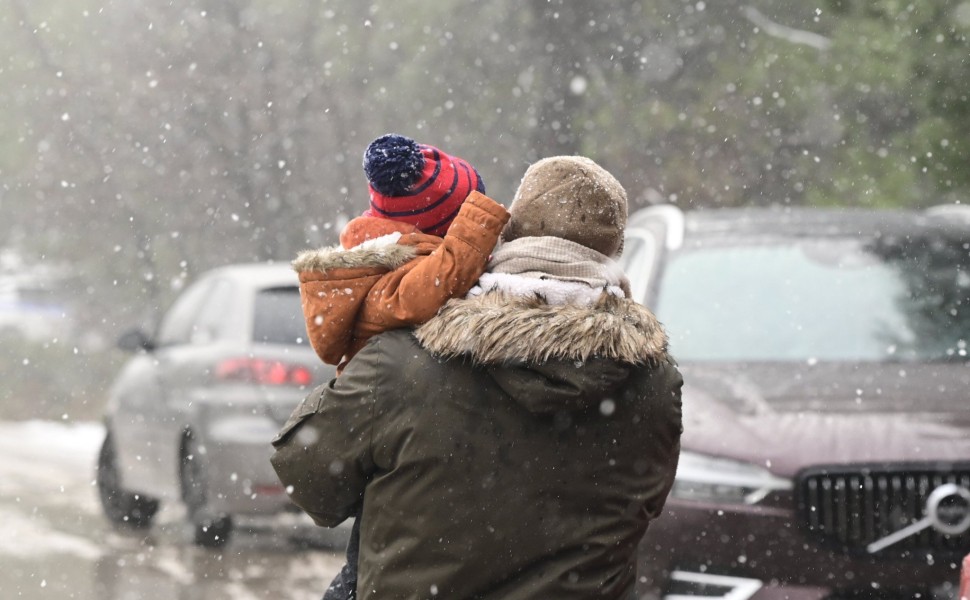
left=813, top=0, right=970, bottom=207
left=1, top=0, right=969, bottom=418
left=3, top=0, right=380, bottom=332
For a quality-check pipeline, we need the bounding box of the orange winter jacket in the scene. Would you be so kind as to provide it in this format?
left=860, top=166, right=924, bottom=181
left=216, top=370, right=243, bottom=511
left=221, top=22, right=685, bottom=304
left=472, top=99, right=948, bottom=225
left=293, top=191, right=509, bottom=372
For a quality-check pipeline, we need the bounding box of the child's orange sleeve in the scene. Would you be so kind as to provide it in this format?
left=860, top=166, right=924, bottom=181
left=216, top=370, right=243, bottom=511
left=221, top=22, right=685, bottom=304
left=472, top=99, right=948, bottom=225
left=359, top=191, right=509, bottom=330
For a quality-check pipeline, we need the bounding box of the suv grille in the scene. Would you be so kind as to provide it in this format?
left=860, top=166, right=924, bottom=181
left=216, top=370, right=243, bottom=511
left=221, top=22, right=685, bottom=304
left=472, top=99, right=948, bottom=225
left=797, top=465, right=970, bottom=555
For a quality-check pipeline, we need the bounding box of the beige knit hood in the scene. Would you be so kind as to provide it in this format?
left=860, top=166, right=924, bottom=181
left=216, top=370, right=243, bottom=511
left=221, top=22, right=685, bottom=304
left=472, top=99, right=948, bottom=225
left=502, top=156, right=628, bottom=258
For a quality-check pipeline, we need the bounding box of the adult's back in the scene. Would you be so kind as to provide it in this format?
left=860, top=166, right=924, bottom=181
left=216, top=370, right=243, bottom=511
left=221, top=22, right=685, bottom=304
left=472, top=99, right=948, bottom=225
left=271, top=156, right=683, bottom=599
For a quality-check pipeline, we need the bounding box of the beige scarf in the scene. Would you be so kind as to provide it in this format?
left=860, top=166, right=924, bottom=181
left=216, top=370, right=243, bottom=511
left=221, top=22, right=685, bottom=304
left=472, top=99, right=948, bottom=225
left=483, top=236, right=632, bottom=298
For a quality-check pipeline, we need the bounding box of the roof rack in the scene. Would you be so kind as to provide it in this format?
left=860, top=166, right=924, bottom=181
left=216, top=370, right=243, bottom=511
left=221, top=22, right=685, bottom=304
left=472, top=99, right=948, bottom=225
left=925, top=203, right=970, bottom=223
left=633, top=204, right=686, bottom=250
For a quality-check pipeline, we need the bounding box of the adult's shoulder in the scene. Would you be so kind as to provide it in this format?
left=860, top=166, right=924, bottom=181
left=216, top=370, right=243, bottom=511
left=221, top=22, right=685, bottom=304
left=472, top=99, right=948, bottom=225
left=628, top=357, right=683, bottom=437
left=629, top=356, right=683, bottom=395
left=366, top=327, right=425, bottom=353
left=351, top=328, right=434, bottom=376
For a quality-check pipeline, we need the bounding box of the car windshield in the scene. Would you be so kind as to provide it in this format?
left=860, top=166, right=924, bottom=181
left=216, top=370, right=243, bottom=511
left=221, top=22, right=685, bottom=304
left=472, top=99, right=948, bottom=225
left=655, top=233, right=970, bottom=362
left=252, top=287, right=307, bottom=346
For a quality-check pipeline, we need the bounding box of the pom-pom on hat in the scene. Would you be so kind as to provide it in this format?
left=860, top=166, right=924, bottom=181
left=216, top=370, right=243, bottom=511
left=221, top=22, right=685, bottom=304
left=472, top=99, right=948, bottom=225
left=362, top=134, right=485, bottom=237
left=503, top=156, right=628, bottom=257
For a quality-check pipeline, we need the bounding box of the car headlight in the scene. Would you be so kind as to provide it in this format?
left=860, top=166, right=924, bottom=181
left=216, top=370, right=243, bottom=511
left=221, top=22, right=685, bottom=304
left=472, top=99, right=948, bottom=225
left=671, top=451, right=792, bottom=505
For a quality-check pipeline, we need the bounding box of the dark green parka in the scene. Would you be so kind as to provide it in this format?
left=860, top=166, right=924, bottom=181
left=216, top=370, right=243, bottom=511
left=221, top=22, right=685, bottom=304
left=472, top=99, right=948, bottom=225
left=271, top=291, right=683, bottom=600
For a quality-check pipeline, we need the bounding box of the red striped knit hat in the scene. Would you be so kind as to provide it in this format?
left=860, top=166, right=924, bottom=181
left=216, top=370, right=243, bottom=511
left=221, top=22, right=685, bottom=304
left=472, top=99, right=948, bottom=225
left=362, top=134, right=485, bottom=237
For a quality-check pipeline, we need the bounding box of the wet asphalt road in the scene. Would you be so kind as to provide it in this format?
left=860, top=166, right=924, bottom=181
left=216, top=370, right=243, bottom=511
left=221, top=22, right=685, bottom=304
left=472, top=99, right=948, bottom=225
left=0, top=421, right=345, bottom=600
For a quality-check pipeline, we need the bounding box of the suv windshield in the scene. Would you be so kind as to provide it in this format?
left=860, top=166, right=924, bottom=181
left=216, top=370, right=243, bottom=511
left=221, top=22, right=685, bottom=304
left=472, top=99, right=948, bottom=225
left=655, top=234, right=970, bottom=362
left=252, top=287, right=307, bottom=346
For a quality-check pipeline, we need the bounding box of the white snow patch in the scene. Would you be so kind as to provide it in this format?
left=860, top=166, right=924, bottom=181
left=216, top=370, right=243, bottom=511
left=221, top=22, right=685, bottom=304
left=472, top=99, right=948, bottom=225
left=0, top=508, right=102, bottom=559
left=0, top=420, right=103, bottom=461
left=0, top=420, right=103, bottom=507
left=469, top=272, right=624, bottom=305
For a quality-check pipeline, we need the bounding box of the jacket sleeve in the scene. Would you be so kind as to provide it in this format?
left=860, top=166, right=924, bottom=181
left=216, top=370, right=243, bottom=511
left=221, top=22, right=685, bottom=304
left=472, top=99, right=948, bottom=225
left=269, top=338, right=385, bottom=527
left=363, top=191, right=510, bottom=328
left=642, top=359, right=684, bottom=520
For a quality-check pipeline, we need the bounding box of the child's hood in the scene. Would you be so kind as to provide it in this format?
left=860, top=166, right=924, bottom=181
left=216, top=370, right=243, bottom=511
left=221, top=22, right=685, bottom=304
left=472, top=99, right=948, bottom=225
left=339, top=216, right=420, bottom=249
left=293, top=216, right=442, bottom=275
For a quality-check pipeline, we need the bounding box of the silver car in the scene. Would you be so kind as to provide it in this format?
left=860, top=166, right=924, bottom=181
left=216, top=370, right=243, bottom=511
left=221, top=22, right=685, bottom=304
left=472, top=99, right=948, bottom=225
left=96, top=262, right=338, bottom=546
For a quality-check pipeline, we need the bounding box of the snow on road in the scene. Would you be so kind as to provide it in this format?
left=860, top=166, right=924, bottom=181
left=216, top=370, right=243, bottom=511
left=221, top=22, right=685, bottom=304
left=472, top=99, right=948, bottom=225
left=0, top=420, right=102, bottom=496
left=0, top=421, right=105, bottom=559
left=0, top=420, right=344, bottom=600
left=0, top=510, right=102, bottom=559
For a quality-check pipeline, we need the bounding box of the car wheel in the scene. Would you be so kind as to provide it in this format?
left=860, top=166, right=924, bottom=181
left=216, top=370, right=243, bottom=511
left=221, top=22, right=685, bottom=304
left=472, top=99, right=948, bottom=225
left=179, top=430, right=232, bottom=548
left=96, top=430, right=160, bottom=528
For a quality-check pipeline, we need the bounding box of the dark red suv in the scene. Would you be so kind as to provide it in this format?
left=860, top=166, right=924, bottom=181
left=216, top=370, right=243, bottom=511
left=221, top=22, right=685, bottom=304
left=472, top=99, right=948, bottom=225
left=624, top=205, right=970, bottom=600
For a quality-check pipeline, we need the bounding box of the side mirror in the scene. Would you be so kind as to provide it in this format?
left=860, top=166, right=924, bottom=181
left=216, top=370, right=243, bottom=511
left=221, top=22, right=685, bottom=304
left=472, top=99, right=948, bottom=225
left=117, top=328, right=155, bottom=353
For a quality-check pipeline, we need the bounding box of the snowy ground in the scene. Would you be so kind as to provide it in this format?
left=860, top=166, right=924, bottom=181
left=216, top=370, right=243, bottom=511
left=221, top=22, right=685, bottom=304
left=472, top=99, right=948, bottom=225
left=0, top=420, right=344, bottom=600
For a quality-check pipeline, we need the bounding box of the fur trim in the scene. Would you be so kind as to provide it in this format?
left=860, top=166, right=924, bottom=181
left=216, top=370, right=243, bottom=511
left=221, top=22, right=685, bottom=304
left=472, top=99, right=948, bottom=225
left=293, top=239, right=416, bottom=273
left=415, top=291, right=668, bottom=365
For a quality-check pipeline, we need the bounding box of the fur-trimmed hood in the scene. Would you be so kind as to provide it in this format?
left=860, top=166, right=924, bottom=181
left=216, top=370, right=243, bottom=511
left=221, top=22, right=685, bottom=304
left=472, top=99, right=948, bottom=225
left=415, top=291, right=668, bottom=365
left=292, top=234, right=418, bottom=274
left=414, top=291, right=670, bottom=414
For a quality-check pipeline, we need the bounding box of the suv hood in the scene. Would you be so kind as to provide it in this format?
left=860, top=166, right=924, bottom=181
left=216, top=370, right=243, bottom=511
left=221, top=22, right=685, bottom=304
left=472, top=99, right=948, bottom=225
left=681, top=362, right=970, bottom=477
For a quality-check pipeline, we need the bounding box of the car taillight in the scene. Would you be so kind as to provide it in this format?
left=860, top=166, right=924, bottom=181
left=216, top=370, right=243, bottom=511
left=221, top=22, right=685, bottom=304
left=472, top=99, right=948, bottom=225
left=215, top=358, right=314, bottom=386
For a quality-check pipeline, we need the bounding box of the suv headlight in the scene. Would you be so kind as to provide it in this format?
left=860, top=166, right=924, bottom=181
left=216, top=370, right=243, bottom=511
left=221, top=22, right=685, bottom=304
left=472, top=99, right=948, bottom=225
left=671, top=451, right=792, bottom=505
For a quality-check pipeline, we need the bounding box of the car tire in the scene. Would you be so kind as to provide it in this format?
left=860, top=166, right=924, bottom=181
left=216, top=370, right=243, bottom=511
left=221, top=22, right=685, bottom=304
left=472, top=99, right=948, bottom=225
left=179, top=430, right=233, bottom=548
left=96, top=430, right=160, bottom=528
